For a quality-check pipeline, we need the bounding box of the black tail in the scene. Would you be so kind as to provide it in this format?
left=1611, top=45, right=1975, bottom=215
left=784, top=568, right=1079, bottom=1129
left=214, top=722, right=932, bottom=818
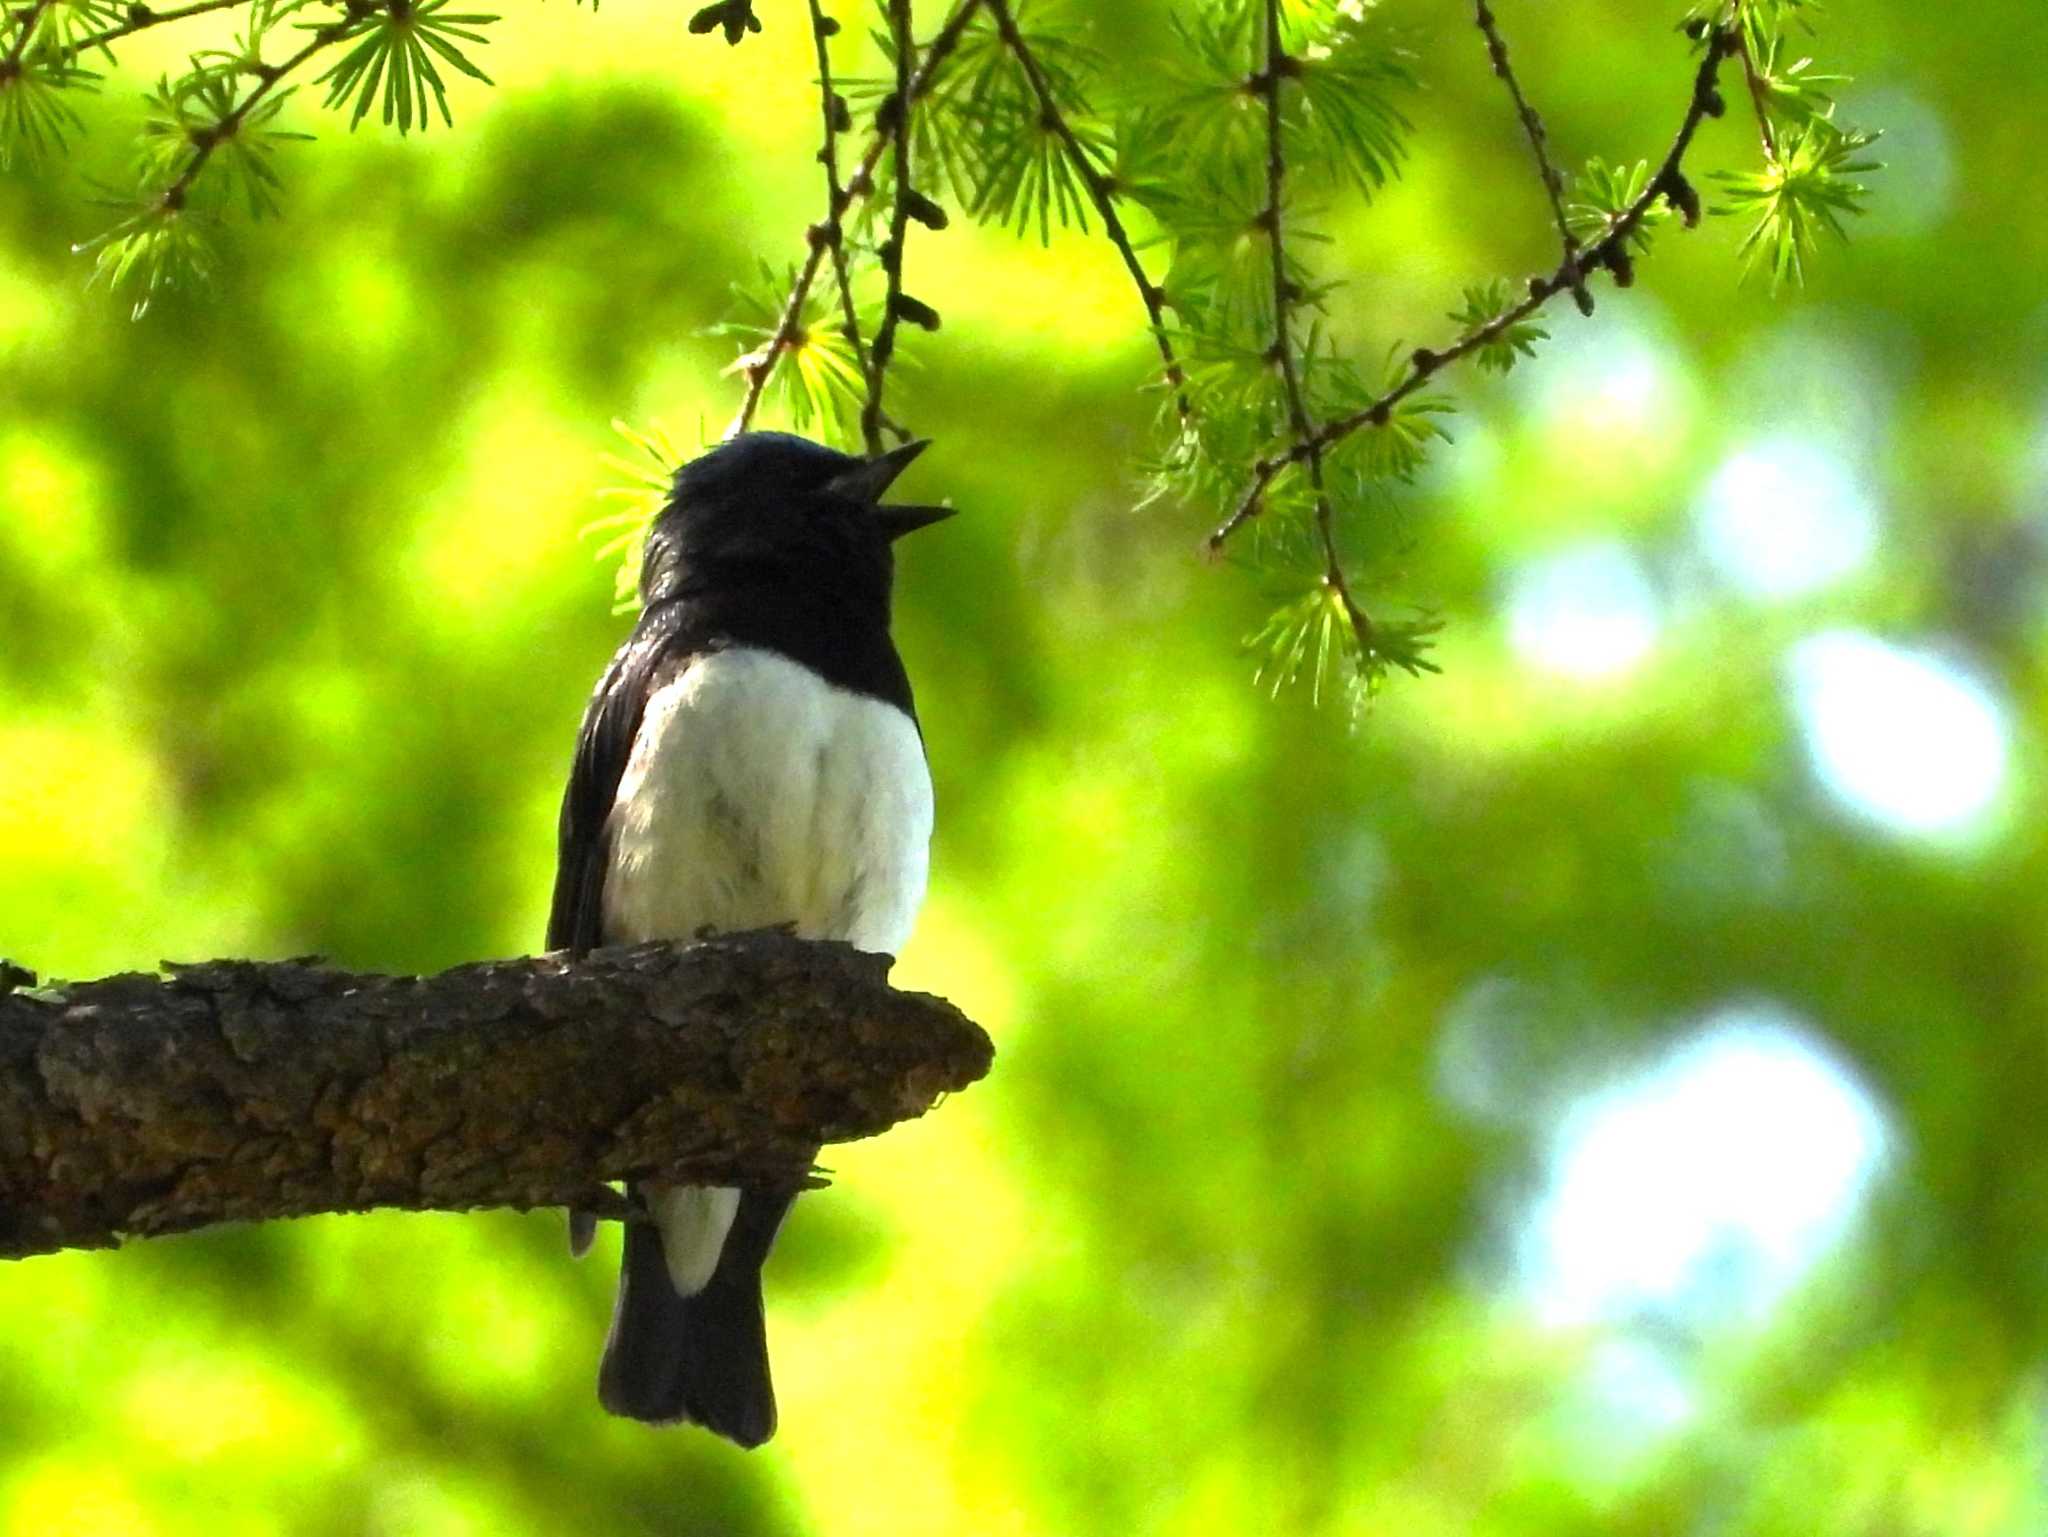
left=597, top=1188, right=796, bottom=1447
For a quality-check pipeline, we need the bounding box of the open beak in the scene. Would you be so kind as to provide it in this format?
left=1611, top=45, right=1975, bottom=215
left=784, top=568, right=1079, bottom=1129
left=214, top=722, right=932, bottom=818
left=827, top=439, right=957, bottom=541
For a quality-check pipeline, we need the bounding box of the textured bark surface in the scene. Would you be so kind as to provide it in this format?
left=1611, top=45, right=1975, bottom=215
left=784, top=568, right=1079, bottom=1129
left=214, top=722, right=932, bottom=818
left=0, top=932, right=991, bottom=1260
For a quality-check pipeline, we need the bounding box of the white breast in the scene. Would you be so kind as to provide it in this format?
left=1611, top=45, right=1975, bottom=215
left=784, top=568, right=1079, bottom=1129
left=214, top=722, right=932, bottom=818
left=601, top=646, right=932, bottom=957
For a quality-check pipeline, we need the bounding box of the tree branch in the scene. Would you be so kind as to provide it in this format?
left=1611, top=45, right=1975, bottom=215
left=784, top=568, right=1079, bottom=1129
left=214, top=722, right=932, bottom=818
left=806, top=0, right=869, bottom=382
left=1472, top=0, right=1590, bottom=315
left=726, top=0, right=984, bottom=441
left=60, top=0, right=254, bottom=61
left=0, top=930, right=992, bottom=1261
left=155, top=19, right=338, bottom=214
left=1208, top=23, right=1734, bottom=552
left=984, top=0, right=1190, bottom=423
left=862, top=0, right=917, bottom=456
left=1249, top=0, right=1386, bottom=665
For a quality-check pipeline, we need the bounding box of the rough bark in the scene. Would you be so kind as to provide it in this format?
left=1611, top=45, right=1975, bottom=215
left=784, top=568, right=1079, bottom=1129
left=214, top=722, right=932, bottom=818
left=0, top=932, right=991, bottom=1260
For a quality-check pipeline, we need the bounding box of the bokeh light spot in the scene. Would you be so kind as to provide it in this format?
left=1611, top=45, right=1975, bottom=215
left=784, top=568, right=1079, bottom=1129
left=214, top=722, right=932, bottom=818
left=1850, top=87, right=1957, bottom=237
left=1520, top=1002, right=1889, bottom=1330
left=1697, top=437, right=1877, bottom=599
left=1504, top=541, right=1659, bottom=681
left=1787, top=631, right=2010, bottom=837
left=1513, top=306, right=1700, bottom=498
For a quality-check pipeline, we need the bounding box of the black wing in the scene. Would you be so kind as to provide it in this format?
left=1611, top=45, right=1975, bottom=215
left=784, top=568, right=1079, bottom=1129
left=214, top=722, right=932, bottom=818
left=546, top=603, right=693, bottom=954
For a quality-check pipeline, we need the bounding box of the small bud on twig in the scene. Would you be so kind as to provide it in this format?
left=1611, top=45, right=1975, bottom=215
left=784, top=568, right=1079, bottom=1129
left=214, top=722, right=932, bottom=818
left=903, top=190, right=949, bottom=230
left=1658, top=168, right=1702, bottom=227
left=892, top=293, right=941, bottom=331
left=688, top=0, right=760, bottom=43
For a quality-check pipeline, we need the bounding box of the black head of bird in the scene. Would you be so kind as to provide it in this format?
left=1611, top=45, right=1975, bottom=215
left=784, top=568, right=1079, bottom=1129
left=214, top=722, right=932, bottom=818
left=640, top=432, right=953, bottom=609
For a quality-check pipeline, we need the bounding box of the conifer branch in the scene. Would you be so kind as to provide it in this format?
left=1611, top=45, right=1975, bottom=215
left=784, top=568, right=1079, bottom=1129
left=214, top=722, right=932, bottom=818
left=1253, top=0, right=1358, bottom=642
left=1734, top=26, right=1778, bottom=157
left=1472, top=0, right=1589, bottom=315
left=984, top=0, right=1189, bottom=423
left=862, top=0, right=916, bottom=456
left=59, top=0, right=253, bottom=60
left=154, top=19, right=342, bottom=214
left=2, top=0, right=56, bottom=67
left=806, top=0, right=868, bottom=382
left=726, top=0, right=983, bottom=442
left=144, top=20, right=329, bottom=214
left=1209, top=23, right=1736, bottom=553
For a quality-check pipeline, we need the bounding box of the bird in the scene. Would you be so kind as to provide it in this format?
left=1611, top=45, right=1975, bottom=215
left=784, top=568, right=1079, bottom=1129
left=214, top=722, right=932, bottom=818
left=546, top=430, right=952, bottom=1446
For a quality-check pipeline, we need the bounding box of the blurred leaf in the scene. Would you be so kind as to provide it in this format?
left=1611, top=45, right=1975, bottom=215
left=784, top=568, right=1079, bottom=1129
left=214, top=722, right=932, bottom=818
left=584, top=417, right=683, bottom=613
left=72, top=200, right=212, bottom=318
left=0, top=53, right=96, bottom=167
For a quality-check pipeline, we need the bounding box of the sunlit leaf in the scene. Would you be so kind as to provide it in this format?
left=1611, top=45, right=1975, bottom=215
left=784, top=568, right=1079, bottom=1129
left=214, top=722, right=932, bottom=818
left=1712, top=117, right=1879, bottom=288
left=583, top=417, right=685, bottom=612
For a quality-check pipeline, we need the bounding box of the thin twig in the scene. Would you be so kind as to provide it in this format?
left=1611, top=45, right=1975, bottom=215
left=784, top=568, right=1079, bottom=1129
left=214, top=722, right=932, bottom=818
left=1734, top=27, right=1778, bottom=157
left=1473, top=0, right=1590, bottom=315
left=60, top=0, right=253, bottom=60
left=1254, top=0, right=1372, bottom=648
left=861, top=0, right=915, bottom=456
left=1209, top=23, right=1736, bottom=552
left=727, top=0, right=985, bottom=441
left=806, top=0, right=868, bottom=380
left=984, top=0, right=1189, bottom=422
left=155, top=22, right=337, bottom=212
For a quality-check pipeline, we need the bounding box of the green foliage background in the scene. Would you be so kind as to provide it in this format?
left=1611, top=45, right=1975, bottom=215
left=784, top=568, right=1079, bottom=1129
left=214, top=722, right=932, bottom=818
left=3, top=1, right=2045, bottom=1532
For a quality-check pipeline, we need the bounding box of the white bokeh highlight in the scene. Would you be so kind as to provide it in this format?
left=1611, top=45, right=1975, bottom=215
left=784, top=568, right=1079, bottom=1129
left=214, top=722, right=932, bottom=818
left=1697, top=437, right=1877, bottom=600
left=1505, top=542, right=1660, bottom=682
left=1517, top=310, right=1695, bottom=448
left=1787, top=631, right=2010, bottom=837
left=1519, top=1003, right=1889, bottom=1331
